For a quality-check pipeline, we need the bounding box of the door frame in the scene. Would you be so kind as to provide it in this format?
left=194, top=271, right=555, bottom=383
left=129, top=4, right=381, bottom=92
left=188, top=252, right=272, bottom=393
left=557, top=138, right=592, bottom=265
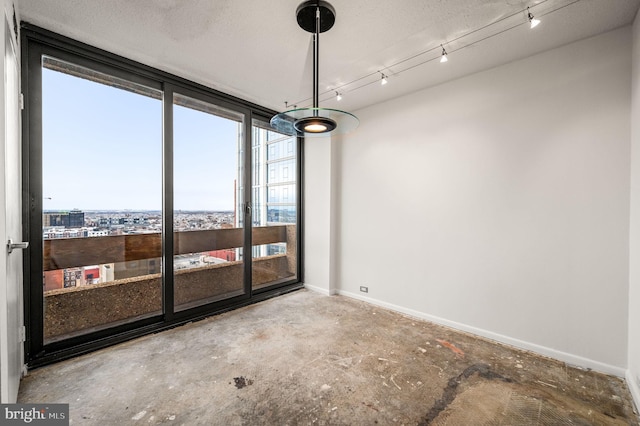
left=1, top=9, right=24, bottom=403
left=163, top=82, right=254, bottom=322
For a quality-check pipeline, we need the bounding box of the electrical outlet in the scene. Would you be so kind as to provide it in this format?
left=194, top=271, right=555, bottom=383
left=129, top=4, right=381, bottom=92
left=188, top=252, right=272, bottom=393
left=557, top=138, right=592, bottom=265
left=360, top=286, right=368, bottom=293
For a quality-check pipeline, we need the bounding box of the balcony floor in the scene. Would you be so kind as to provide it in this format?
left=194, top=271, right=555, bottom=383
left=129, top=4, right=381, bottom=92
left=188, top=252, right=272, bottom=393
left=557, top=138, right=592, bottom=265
left=18, top=290, right=638, bottom=425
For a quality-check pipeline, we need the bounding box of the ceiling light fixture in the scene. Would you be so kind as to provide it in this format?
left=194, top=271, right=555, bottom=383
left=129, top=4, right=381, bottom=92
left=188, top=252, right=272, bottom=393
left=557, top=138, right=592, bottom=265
left=527, top=7, right=541, bottom=28
left=289, top=0, right=572, bottom=108
left=380, top=72, right=388, bottom=85
left=440, top=45, right=448, bottom=63
left=270, top=1, right=358, bottom=136
left=336, top=91, right=342, bottom=101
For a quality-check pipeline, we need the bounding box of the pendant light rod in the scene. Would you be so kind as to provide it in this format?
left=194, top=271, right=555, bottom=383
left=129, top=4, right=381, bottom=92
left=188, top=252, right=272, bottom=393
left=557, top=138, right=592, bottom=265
left=313, top=5, right=320, bottom=109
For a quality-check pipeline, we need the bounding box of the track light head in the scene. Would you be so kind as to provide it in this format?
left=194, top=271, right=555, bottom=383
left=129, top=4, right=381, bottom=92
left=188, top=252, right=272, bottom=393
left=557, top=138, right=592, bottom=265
left=440, top=45, right=448, bottom=63
left=527, top=7, right=540, bottom=28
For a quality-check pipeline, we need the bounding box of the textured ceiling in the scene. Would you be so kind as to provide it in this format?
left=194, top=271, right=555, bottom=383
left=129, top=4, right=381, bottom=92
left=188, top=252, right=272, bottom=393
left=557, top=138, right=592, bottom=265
left=18, top=0, right=640, bottom=114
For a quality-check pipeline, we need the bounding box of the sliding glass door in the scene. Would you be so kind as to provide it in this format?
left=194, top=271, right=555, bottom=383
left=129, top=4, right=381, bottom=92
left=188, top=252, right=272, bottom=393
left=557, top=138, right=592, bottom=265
left=40, top=57, right=163, bottom=344
left=23, top=26, right=301, bottom=367
left=172, top=92, right=248, bottom=311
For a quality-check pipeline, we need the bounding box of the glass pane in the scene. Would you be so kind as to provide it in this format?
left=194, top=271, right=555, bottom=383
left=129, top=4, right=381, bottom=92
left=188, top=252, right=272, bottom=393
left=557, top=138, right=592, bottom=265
left=173, top=93, right=245, bottom=311
left=41, top=57, right=162, bottom=343
left=251, top=120, right=298, bottom=290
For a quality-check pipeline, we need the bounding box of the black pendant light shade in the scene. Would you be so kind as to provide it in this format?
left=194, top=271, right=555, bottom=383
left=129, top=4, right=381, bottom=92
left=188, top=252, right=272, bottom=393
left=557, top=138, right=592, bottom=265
left=270, top=1, right=358, bottom=137
left=294, top=115, right=336, bottom=133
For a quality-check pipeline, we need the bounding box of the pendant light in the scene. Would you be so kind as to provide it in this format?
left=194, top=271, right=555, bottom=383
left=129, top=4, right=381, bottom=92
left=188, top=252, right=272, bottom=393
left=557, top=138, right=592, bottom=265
left=270, top=1, right=358, bottom=137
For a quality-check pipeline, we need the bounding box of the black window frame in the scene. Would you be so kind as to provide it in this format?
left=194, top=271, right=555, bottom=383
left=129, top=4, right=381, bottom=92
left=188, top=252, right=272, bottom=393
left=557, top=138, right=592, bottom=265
left=21, top=23, right=304, bottom=368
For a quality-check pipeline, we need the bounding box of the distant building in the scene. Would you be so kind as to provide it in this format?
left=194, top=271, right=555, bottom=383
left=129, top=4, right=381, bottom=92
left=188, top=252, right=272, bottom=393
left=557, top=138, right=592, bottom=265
left=43, top=209, right=85, bottom=228
left=43, top=270, right=63, bottom=292
left=96, top=215, right=149, bottom=228
left=68, top=209, right=84, bottom=227
left=63, top=268, right=83, bottom=288
left=208, top=249, right=235, bottom=262
left=251, top=125, right=296, bottom=257
left=44, top=263, right=115, bottom=292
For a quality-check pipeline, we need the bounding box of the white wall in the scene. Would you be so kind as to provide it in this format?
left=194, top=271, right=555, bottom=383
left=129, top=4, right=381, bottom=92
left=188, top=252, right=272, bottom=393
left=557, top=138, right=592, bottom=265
left=627, top=10, right=640, bottom=408
left=303, top=135, right=335, bottom=295
left=337, top=27, right=631, bottom=374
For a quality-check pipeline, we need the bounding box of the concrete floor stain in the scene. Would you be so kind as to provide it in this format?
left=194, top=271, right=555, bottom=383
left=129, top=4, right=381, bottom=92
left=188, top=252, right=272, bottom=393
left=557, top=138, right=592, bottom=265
left=233, top=376, right=253, bottom=389
left=420, top=363, right=514, bottom=425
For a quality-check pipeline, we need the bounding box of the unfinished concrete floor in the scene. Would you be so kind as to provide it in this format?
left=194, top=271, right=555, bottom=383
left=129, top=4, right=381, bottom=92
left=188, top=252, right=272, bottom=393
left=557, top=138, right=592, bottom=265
left=18, top=289, right=639, bottom=425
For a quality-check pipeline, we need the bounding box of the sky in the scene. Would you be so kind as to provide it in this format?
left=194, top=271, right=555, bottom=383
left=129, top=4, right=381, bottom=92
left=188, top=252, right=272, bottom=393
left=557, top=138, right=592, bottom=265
left=42, top=67, right=240, bottom=211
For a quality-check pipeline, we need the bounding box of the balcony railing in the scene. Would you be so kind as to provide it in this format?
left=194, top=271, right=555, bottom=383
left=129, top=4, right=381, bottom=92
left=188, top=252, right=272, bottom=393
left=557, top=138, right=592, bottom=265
left=42, top=225, right=297, bottom=341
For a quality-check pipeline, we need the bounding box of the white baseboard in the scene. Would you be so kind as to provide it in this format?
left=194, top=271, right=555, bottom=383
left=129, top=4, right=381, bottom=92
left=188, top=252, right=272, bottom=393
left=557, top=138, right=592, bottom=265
left=304, top=283, right=331, bottom=296
left=627, top=370, right=640, bottom=416
left=337, top=290, right=627, bottom=378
